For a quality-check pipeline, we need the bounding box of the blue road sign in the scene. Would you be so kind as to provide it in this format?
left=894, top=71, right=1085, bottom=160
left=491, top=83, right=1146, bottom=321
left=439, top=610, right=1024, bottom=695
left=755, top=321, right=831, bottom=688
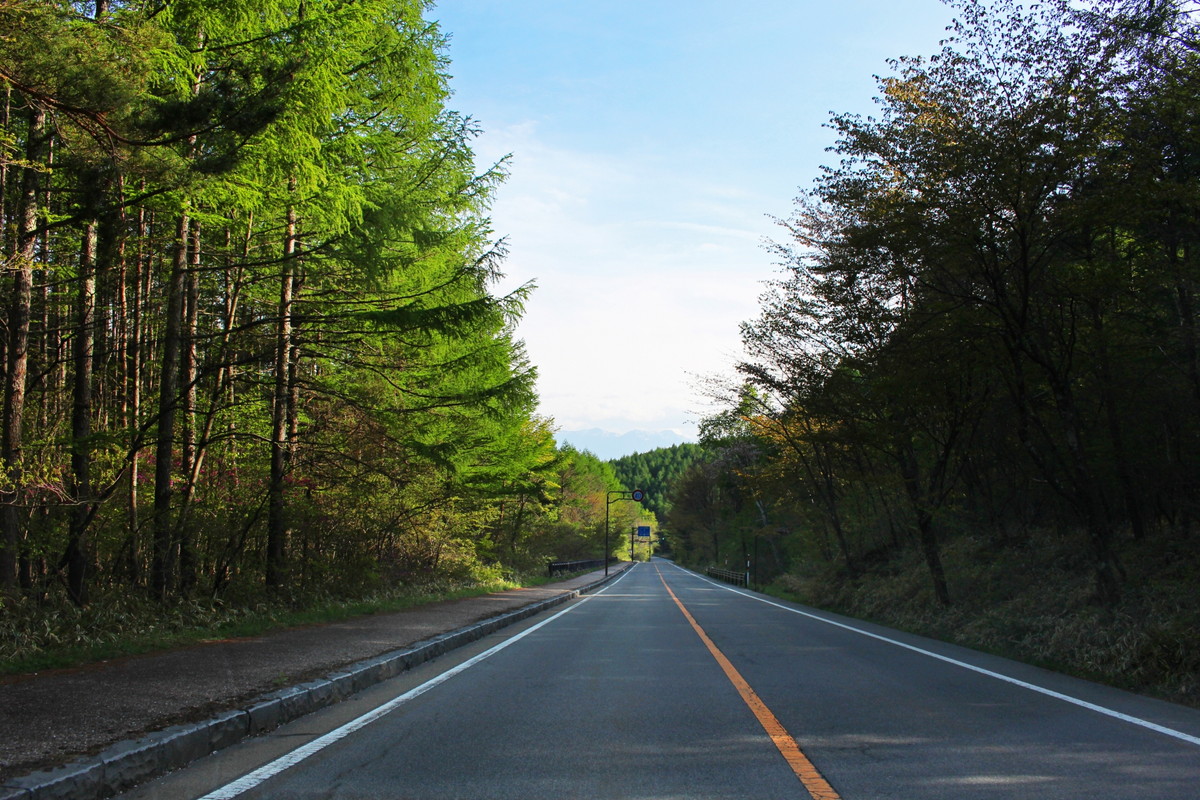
left=637, top=526, right=651, bottom=538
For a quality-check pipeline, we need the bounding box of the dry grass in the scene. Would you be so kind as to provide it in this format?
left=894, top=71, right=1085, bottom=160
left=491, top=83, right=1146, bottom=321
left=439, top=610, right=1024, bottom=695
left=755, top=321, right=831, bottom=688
left=772, top=531, right=1200, bottom=708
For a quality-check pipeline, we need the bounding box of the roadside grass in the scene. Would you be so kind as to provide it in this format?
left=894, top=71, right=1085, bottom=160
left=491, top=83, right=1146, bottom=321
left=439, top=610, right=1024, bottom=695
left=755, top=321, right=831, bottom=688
left=0, top=569, right=588, bottom=677
left=766, top=531, right=1200, bottom=709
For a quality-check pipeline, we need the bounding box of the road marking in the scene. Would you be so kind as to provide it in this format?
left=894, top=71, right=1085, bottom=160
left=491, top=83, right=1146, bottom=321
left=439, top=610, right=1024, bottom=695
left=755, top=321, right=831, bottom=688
left=197, top=568, right=635, bottom=800
left=673, top=563, right=1200, bottom=749
left=656, top=566, right=841, bottom=800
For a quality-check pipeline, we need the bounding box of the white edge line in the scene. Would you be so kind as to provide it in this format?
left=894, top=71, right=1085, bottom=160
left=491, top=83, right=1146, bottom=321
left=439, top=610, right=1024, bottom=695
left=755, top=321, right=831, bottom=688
left=671, top=563, right=1200, bottom=749
left=199, top=567, right=635, bottom=800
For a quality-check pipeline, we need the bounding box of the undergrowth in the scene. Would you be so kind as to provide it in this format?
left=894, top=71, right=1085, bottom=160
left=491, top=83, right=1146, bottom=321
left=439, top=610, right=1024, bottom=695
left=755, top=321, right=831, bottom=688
left=769, top=531, right=1200, bottom=708
left=0, top=573, right=550, bottom=676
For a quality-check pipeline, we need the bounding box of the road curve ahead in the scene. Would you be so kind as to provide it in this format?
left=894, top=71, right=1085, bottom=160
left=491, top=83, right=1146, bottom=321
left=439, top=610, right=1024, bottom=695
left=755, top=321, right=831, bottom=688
left=122, top=560, right=1200, bottom=800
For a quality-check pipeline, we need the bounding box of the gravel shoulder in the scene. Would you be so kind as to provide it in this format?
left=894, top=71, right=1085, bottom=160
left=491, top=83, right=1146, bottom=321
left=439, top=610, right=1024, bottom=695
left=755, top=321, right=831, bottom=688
left=0, top=567, right=626, bottom=785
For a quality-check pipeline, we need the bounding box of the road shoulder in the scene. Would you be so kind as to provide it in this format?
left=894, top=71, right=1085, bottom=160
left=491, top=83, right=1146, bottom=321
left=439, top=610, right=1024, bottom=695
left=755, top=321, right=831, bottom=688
left=0, top=565, right=629, bottom=800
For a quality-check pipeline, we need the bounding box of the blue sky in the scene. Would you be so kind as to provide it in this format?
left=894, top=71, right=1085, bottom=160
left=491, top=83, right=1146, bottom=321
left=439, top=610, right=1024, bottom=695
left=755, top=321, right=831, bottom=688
left=430, top=1, right=959, bottom=445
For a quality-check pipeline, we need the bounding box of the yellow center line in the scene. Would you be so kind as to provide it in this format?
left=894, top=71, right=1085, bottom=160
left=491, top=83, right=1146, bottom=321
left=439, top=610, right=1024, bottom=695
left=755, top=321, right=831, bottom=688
left=655, top=565, right=842, bottom=800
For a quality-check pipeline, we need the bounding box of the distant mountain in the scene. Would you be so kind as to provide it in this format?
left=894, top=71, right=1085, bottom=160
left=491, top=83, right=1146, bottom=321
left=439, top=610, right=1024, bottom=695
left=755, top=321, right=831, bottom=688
left=556, top=428, right=693, bottom=461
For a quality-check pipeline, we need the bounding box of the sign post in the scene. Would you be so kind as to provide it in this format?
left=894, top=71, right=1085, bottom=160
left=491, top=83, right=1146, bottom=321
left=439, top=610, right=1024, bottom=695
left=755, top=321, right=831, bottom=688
left=633, top=526, right=651, bottom=560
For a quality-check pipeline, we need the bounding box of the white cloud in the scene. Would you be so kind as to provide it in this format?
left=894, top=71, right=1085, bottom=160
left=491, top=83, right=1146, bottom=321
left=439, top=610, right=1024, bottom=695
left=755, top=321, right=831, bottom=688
left=434, top=0, right=963, bottom=451
left=477, top=123, right=778, bottom=436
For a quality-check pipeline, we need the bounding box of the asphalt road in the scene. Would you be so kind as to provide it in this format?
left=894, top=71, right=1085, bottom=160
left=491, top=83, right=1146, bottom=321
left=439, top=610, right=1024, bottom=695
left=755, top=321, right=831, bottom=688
left=119, top=560, right=1200, bottom=799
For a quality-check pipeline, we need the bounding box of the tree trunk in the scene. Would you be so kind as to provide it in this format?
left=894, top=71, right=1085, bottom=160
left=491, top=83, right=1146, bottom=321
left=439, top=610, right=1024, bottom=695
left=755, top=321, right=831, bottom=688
left=152, top=213, right=189, bottom=600
left=1088, top=304, right=1146, bottom=540
left=1041, top=355, right=1124, bottom=603
left=266, top=194, right=297, bottom=590
left=1168, top=244, right=1200, bottom=406
left=66, top=222, right=97, bottom=607
left=177, top=220, right=201, bottom=596
left=123, top=203, right=150, bottom=585
left=36, top=133, right=57, bottom=427
left=1, top=106, right=46, bottom=595
left=0, top=84, right=9, bottom=255
left=898, top=436, right=951, bottom=607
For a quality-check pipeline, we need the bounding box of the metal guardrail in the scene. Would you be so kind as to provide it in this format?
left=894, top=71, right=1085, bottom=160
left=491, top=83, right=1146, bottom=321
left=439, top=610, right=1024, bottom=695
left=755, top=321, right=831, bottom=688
left=706, top=566, right=749, bottom=587
left=547, top=557, right=613, bottom=577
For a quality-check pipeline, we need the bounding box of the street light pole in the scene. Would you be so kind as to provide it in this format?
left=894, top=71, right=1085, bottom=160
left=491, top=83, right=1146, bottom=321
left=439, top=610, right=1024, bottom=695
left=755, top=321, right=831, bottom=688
left=605, top=493, right=612, bottom=576
left=605, top=489, right=645, bottom=576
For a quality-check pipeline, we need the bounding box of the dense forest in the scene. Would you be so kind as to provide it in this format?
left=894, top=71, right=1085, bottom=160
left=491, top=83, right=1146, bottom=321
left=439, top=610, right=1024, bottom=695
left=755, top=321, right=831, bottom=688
left=0, top=0, right=643, bottom=620
left=609, top=443, right=706, bottom=522
left=665, top=0, right=1200, bottom=703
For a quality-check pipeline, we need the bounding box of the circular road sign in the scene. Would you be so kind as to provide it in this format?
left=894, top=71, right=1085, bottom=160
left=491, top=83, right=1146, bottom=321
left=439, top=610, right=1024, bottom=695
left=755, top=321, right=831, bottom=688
left=631, top=490, right=645, bottom=502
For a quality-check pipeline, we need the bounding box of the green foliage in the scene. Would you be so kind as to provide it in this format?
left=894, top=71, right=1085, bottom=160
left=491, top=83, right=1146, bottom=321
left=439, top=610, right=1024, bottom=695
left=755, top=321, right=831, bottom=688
left=609, top=442, right=707, bottom=519
left=0, top=0, right=603, bottom=625
left=667, top=0, right=1200, bottom=693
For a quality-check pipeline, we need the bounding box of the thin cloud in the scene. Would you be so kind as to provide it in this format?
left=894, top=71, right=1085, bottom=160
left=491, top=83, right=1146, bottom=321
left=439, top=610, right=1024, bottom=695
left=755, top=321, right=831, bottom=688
left=438, top=0, right=959, bottom=445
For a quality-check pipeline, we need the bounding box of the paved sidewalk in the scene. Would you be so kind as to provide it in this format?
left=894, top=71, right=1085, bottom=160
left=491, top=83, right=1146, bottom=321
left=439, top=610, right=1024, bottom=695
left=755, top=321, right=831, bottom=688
left=0, top=565, right=629, bottom=799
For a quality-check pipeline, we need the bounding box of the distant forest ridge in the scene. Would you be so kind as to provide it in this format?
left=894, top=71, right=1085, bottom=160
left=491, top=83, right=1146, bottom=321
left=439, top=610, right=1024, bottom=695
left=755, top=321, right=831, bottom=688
left=556, top=428, right=693, bottom=461
left=609, top=444, right=707, bottom=520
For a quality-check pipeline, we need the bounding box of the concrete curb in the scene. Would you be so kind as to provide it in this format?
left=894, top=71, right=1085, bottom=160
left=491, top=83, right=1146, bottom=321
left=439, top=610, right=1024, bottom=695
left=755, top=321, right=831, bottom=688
left=0, top=566, right=628, bottom=800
